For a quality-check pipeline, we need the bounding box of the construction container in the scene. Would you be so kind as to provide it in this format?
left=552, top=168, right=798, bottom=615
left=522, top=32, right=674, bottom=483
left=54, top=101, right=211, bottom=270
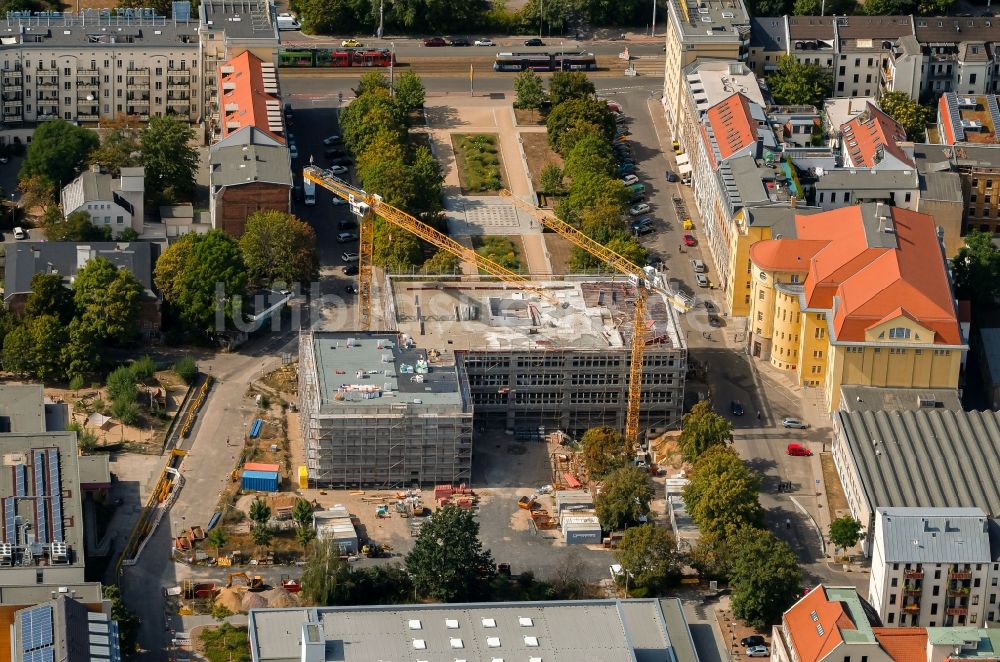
left=559, top=507, right=597, bottom=527
left=241, top=469, right=279, bottom=492
left=244, top=462, right=280, bottom=473
left=327, top=522, right=359, bottom=554
left=298, top=465, right=308, bottom=489
left=555, top=490, right=594, bottom=513
left=561, top=516, right=602, bottom=544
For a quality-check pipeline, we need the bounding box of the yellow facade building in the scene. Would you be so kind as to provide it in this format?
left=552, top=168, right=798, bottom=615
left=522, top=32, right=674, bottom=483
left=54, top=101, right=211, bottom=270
left=743, top=203, right=966, bottom=411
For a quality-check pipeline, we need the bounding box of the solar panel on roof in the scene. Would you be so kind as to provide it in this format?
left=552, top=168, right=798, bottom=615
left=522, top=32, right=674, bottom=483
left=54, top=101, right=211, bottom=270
left=35, top=498, right=47, bottom=544
left=33, top=451, right=45, bottom=496
left=22, top=604, right=53, bottom=652
left=4, top=498, right=15, bottom=544
left=47, top=450, right=62, bottom=542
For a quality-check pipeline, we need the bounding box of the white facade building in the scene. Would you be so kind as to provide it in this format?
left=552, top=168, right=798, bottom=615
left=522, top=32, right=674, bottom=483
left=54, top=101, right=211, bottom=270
left=60, top=165, right=145, bottom=236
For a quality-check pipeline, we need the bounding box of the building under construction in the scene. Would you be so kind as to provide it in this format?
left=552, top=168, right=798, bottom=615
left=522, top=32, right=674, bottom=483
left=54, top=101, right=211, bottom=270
left=299, top=331, right=473, bottom=488
left=384, top=275, right=687, bottom=442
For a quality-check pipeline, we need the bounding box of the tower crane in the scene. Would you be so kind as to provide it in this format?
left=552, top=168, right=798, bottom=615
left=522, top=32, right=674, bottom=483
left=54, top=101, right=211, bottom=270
left=499, top=189, right=693, bottom=448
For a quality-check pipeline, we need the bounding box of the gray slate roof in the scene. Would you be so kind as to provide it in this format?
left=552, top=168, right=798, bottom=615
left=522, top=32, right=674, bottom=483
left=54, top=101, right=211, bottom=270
left=816, top=168, right=919, bottom=191
left=876, top=506, right=991, bottom=563
left=920, top=171, right=963, bottom=202
left=3, top=241, right=157, bottom=298
left=0, top=12, right=199, bottom=49
left=210, top=143, right=292, bottom=188
left=750, top=16, right=786, bottom=50
left=834, top=409, right=1000, bottom=517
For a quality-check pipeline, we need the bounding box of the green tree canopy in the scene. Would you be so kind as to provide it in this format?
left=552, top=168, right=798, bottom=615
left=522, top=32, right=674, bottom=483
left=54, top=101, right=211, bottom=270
left=877, top=92, right=930, bottom=140
left=21, top=315, right=69, bottom=381
left=683, top=445, right=764, bottom=538
left=90, top=115, right=141, bottom=176
left=405, top=505, right=495, bottom=602
left=25, top=272, right=75, bottom=324
left=548, top=72, right=596, bottom=107
left=595, top=466, right=654, bottom=531
left=560, top=171, right=629, bottom=222
left=410, top=145, right=444, bottom=214
left=581, top=426, right=628, bottom=480
left=140, top=115, right=198, bottom=204
left=679, top=400, right=733, bottom=463
left=1, top=324, right=33, bottom=375
left=539, top=165, right=564, bottom=196
left=614, top=525, right=683, bottom=593
left=514, top=70, right=547, bottom=110
left=547, top=98, right=615, bottom=156
left=297, top=0, right=370, bottom=35
left=563, top=134, right=616, bottom=182
left=340, top=91, right=406, bottom=155
left=731, top=530, right=803, bottom=628
left=73, top=256, right=143, bottom=343
left=239, top=210, right=319, bottom=286
left=688, top=528, right=742, bottom=580
left=62, top=318, right=99, bottom=379
left=299, top=539, right=351, bottom=605
left=292, top=499, right=314, bottom=530
left=829, top=516, right=865, bottom=552
left=19, top=119, right=99, bottom=190
left=43, top=210, right=112, bottom=242
left=951, top=230, right=1000, bottom=311
left=422, top=249, right=459, bottom=274
left=393, top=71, right=425, bottom=113
left=249, top=498, right=271, bottom=527
left=153, top=230, right=248, bottom=334
left=769, top=56, right=833, bottom=108
left=357, top=70, right=391, bottom=96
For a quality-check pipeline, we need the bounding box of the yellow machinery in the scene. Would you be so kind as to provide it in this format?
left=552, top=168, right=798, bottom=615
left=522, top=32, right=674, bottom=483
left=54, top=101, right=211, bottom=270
left=226, top=572, right=263, bottom=589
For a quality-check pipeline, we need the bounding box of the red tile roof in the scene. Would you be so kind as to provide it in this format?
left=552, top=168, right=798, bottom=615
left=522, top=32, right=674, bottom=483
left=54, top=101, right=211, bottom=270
left=842, top=102, right=913, bottom=167
left=749, top=205, right=961, bottom=346
left=939, top=94, right=958, bottom=145
left=783, top=587, right=850, bottom=662
left=704, top=93, right=758, bottom=162
left=872, top=628, right=927, bottom=662
left=218, top=51, right=284, bottom=143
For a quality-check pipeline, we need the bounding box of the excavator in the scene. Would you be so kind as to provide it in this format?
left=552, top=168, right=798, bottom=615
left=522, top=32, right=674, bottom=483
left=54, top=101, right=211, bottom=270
left=226, top=572, right=264, bottom=590
left=302, top=166, right=692, bottom=451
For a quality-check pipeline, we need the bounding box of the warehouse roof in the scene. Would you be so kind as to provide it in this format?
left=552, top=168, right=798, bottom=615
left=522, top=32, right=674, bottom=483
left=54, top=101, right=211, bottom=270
left=833, top=409, right=1000, bottom=516
left=875, top=507, right=992, bottom=563
left=248, top=599, right=690, bottom=662
left=839, top=386, right=962, bottom=412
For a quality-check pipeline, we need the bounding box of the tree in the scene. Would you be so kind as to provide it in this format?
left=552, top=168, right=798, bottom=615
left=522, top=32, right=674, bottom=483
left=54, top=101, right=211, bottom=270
left=683, top=445, right=764, bottom=538
left=154, top=230, right=248, bottom=333
left=251, top=523, right=273, bottom=546
left=745, top=0, right=791, bottom=14
left=103, top=585, right=139, bottom=655
left=547, top=98, right=615, bottom=155
left=877, top=91, right=930, bottom=140
left=73, top=256, right=143, bottom=343
left=861, top=0, right=915, bottom=14
left=539, top=165, right=564, bottom=196
left=769, top=56, right=833, bottom=108
left=581, top=426, right=628, bottom=480
left=688, top=528, right=741, bottom=580
left=595, top=466, right=654, bottom=531
left=173, top=356, right=198, bottom=384
left=296, top=526, right=317, bottom=549
left=239, top=210, right=319, bottom=286
left=43, top=209, right=112, bottom=242
left=568, top=236, right=647, bottom=271
left=730, top=531, right=803, bottom=628
left=25, top=273, right=75, bottom=324
left=340, top=91, right=406, bottom=155
left=793, top=0, right=857, bottom=12
left=90, top=115, right=141, bottom=176
left=563, top=134, right=616, bottom=181
left=300, top=540, right=352, bottom=605
left=17, top=174, right=57, bottom=214
left=62, top=319, right=99, bottom=380
left=422, top=249, right=460, bottom=274
left=514, top=70, right=546, bottom=111
left=23, top=315, right=69, bottom=381
left=356, top=70, right=391, bottom=97
left=951, top=230, right=1000, bottom=311
left=140, top=115, right=198, bottom=204
left=248, top=498, right=271, bottom=528
left=829, top=516, right=864, bottom=554
left=410, top=145, right=444, bottom=213
left=405, top=505, right=495, bottom=602
left=298, top=0, right=368, bottom=35
left=394, top=71, right=425, bottom=113
left=549, top=71, right=596, bottom=107
left=679, top=400, right=733, bottom=463
left=207, top=528, right=227, bottom=556
left=292, top=499, right=314, bottom=530
left=614, top=525, right=682, bottom=594
left=559, top=171, right=629, bottom=222
left=19, top=118, right=99, bottom=190
left=2, top=324, right=33, bottom=375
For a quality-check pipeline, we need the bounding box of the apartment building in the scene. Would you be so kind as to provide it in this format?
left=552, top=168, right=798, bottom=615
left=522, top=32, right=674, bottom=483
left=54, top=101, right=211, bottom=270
left=662, top=0, right=750, bottom=139
left=841, top=102, right=915, bottom=169
left=869, top=507, right=1000, bottom=627
left=745, top=203, right=964, bottom=410
left=832, top=407, right=1000, bottom=554
left=385, top=276, right=688, bottom=439
left=773, top=584, right=1000, bottom=662
left=60, top=164, right=145, bottom=236
left=0, top=0, right=276, bottom=137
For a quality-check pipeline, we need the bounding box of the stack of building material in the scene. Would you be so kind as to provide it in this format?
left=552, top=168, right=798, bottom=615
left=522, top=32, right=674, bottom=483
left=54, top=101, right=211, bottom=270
left=555, top=490, right=594, bottom=513
left=313, top=505, right=359, bottom=554
left=241, top=462, right=280, bottom=492
left=561, top=515, right=602, bottom=544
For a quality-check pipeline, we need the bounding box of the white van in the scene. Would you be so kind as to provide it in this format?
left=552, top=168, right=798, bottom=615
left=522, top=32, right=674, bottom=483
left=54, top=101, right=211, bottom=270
left=303, top=179, right=316, bottom=206
left=276, top=13, right=300, bottom=30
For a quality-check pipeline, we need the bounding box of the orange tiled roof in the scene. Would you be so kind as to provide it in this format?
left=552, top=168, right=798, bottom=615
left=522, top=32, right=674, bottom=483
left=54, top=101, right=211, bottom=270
left=748, top=238, right=828, bottom=272
left=705, top=93, right=758, bottom=162
left=784, top=587, right=849, bottom=662
left=842, top=102, right=913, bottom=167
left=218, top=51, right=284, bottom=143
left=872, top=628, right=927, bottom=662
left=939, top=94, right=958, bottom=145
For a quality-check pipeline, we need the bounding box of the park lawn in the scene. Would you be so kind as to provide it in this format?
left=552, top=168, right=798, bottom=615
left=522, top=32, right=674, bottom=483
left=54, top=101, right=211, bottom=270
left=451, top=133, right=507, bottom=194
left=521, top=131, right=564, bottom=196
left=473, top=235, right=524, bottom=273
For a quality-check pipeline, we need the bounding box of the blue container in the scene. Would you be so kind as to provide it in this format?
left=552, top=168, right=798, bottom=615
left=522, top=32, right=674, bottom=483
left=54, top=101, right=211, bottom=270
left=241, top=469, right=279, bottom=492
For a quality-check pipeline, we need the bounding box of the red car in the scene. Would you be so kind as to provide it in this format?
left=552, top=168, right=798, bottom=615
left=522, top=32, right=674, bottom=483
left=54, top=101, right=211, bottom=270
left=787, top=443, right=812, bottom=457
left=424, top=37, right=447, bottom=47
left=683, top=233, right=696, bottom=247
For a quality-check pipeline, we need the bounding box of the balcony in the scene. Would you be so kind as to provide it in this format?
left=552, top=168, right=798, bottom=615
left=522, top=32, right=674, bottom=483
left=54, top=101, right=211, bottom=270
left=903, top=570, right=924, bottom=580
left=127, top=68, right=149, bottom=76
left=949, top=571, right=973, bottom=581
left=36, top=98, right=58, bottom=107
left=167, top=68, right=191, bottom=76
left=902, top=603, right=921, bottom=613
left=127, top=96, right=149, bottom=104
left=947, top=607, right=968, bottom=616
left=77, top=113, right=99, bottom=122
left=127, top=80, right=149, bottom=89
left=76, top=77, right=99, bottom=88
left=903, top=586, right=922, bottom=595
left=76, top=68, right=98, bottom=76
left=3, top=110, right=22, bottom=120
left=36, top=82, right=58, bottom=91
left=947, top=588, right=971, bottom=598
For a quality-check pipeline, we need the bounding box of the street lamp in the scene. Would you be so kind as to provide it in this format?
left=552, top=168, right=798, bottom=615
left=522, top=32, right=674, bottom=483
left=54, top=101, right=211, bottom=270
left=9, top=193, right=13, bottom=226
left=539, top=0, right=543, bottom=39
left=389, top=42, right=395, bottom=94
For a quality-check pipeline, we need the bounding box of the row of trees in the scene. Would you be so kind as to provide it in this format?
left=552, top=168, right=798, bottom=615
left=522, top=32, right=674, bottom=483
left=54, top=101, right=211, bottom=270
left=748, top=0, right=952, bottom=17
left=293, top=0, right=657, bottom=38
left=19, top=115, right=199, bottom=212
left=340, top=71, right=457, bottom=273
left=0, top=258, right=144, bottom=382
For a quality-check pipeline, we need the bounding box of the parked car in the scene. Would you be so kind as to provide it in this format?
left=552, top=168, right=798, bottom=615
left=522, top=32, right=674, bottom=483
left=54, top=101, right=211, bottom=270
left=424, top=36, right=448, bottom=46
left=632, top=224, right=654, bottom=236
left=345, top=284, right=358, bottom=294
left=730, top=400, right=744, bottom=416
left=322, top=134, right=341, bottom=146
left=683, top=233, right=696, bottom=246
left=283, top=102, right=293, bottom=119
left=618, top=163, right=636, bottom=175
left=338, top=219, right=356, bottom=229
left=450, top=37, right=471, bottom=46
left=691, top=258, right=706, bottom=273
left=342, top=264, right=359, bottom=276
left=341, top=251, right=359, bottom=261
left=289, top=143, right=299, bottom=159
left=782, top=417, right=809, bottom=429
left=475, top=37, right=495, bottom=46
left=787, top=443, right=813, bottom=457
left=13, top=226, right=26, bottom=240
left=632, top=216, right=653, bottom=228
left=747, top=646, right=769, bottom=658
left=741, top=636, right=766, bottom=648
left=329, top=165, right=349, bottom=175
left=342, top=38, right=363, bottom=47
left=331, top=197, right=347, bottom=206
left=524, top=38, right=545, bottom=46
left=337, top=232, right=358, bottom=243
left=629, top=203, right=651, bottom=216
left=665, top=170, right=678, bottom=182
left=695, top=273, right=709, bottom=288
left=621, top=174, right=639, bottom=186
left=328, top=156, right=353, bottom=165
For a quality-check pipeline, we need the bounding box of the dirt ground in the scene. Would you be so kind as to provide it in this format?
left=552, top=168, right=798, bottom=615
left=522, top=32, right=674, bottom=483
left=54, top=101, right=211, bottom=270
left=521, top=132, right=564, bottom=192
left=820, top=452, right=850, bottom=519
left=544, top=234, right=575, bottom=273
left=513, top=108, right=547, bottom=126
left=261, top=363, right=297, bottom=398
